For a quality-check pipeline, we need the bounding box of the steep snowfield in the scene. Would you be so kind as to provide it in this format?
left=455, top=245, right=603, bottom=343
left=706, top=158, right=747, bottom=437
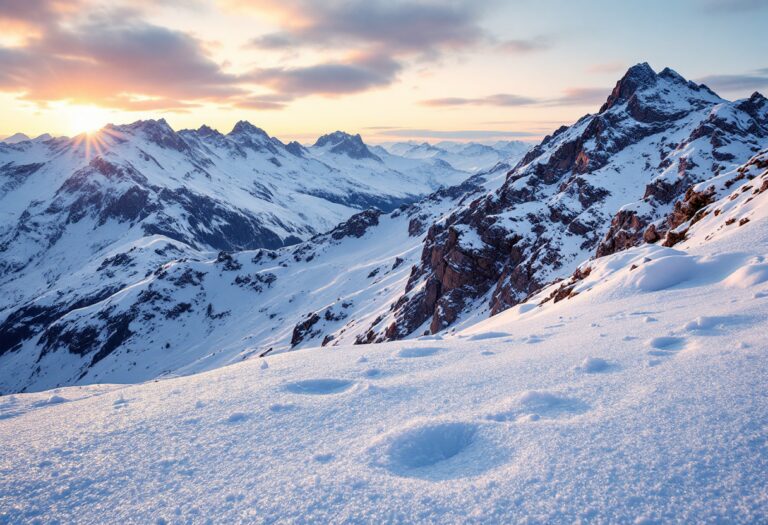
left=0, top=121, right=469, bottom=308
left=376, top=65, right=768, bottom=342
left=2, top=193, right=767, bottom=523
left=0, top=165, right=512, bottom=393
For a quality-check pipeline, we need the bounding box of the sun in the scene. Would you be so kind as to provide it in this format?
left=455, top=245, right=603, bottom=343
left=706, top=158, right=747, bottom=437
left=68, top=105, right=110, bottom=136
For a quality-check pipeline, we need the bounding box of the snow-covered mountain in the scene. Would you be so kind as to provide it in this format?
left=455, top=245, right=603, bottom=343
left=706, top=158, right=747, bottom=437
left=1, top=63, right=767, bottom=396
left=0, top=163, right=513, bottom=392
left=1, top=132, right=54, bottom=144
left=0, top=121, right=471, bottom=315
left=2, top=144, right=767, bottom=523
left=380, top=140, right=530, bottom=173
left=376, top=63, right=767, bottom=340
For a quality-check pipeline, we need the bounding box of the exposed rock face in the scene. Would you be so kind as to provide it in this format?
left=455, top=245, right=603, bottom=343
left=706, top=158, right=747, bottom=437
left=291, top=313, right=321, bottom=347
left=373, top=64, right=767, bottom=340
left=328, top=210, right=382, bottom=240
left=313, top=131, right=382, bottom=161
left=596, top=85, right=768, bottom=258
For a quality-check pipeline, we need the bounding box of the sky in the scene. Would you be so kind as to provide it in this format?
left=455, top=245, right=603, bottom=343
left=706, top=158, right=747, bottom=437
left=0, top=0, right=766, bottom=143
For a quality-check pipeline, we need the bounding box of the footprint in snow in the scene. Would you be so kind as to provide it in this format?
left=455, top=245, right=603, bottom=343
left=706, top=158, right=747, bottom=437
left=397, top=347, right=442, bottom=358
left=369, top=421, right=506, bottom=480
left=224, top=412, right=249, bottom=423
left=284, top=378, right=355, bottom=395
left=486, top=390, right=590, bottom=422
left=646, top=336, right=688, bottom=357
left=363, top=368, right=384, bottom=378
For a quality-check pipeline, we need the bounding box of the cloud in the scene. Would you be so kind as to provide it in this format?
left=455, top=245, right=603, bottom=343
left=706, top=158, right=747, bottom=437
left=231, top=93, right=293, bottom=110
left=0, top=9, right=243, bottom=110
left=241, top=1, right=494, bottom=100
left=419, top=87, right=609, bottom=109
left=421, top=93, right=538, bottom=107
left=242, top=0, right=488, bottom=57
left=697, top=71, right=768, bottom=93
left=376, top=128, right=538, bottom=139
left=247, top=53, right=401, bottom=97
left=546, top=87, right=610, bottom=106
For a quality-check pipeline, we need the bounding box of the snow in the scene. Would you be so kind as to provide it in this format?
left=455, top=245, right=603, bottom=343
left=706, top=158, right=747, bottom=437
left=2, top=199, right=768, bottom=523
left=380, top=140, right=530, bottom=173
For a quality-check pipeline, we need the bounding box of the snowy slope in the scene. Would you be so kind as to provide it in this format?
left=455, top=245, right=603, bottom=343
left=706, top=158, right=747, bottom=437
left=3, top=64, right=767, bottom=394
left=377, top=64, right=768, bottom=341
left=2, top=174, right=767, bottom=523
left=0, top=122, right=476, bottom=384
left=0, top=165, right=514, bottom=393
left=0, top=121, right=468, bottom=308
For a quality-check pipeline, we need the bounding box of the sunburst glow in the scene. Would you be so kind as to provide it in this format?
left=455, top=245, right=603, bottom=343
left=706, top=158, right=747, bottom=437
left=68, top=105, right=110, bottom=136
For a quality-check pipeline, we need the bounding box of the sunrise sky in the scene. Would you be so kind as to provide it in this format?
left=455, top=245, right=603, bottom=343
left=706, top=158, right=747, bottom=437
left=1, top=0, right=766, bottom=143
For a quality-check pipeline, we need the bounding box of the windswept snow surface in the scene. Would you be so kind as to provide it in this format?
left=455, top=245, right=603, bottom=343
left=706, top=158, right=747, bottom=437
left=2, top=202, right=768, bottom=523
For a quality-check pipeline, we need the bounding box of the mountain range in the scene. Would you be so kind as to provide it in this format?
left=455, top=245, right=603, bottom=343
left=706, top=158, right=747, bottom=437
left=1, top=63, right=766, bottom=394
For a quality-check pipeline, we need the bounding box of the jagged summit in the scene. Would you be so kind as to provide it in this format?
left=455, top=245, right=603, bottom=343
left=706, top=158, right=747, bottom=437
left=314, top=131, right=381, bottom=161
left=111, top=118, right=174, bottom=134
left=599, top=62, right=658, bottom=112
left=599, top=63, right=723, bottom=116
left=314, top=131, right=360, bottom=147
left=229, top=120, right=270, bottom=137
left=195, top=124, right=223, bottom=137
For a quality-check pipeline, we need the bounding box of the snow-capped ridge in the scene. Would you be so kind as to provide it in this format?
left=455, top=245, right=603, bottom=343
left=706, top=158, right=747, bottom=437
left=313, top=131, right=382, bottom=161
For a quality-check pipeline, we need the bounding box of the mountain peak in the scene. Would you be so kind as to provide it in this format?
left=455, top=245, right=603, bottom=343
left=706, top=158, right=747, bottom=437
left=658, top=67, right=686, bottom=83
left=108, top=118, right=189, bottom=152
left=599, top=62, right=658, bottom=113
left=2, top=132, right=31, bottom=144
left=314, top=131, right=362, bottom=147
left=196, top=124, right=222, bottom=137
left=313, top=131, right=381, bottom=161
left=112, top=118, right=174, bottom=135
left=229, top=120, right=269, bottom=138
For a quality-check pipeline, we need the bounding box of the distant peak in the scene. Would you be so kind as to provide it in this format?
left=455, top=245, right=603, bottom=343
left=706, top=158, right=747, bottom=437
left=107, top=118, right=190, bottom=152
left=624, top=62, right=657, bottom=83
left=113, top=118, right=175, bottom=135
left=230, top=120, right=269, bottom=138
left=658, top=67, right=686, bottom=83
left=313, top=131, right=362, bottom=148
left=313, top=131, right=380, bottom=161
left=285, top=141, right=306, bottom=157
left=2, top=132, right=31, bottom=144
left=599, top=62, right=658, bottom=113
left=196, top=124, right=221, bottom=136
left=734, top=91, right=768, bottom=120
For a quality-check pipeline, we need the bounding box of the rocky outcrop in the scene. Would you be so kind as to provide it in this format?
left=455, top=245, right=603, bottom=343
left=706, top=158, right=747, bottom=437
left=329, top=209, right=382, bottom=240
left=291, top=313, right=321, bottom=347
left=374, top=65, right=767, bottom=340
left=314, top=131, right=382, bottom=161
